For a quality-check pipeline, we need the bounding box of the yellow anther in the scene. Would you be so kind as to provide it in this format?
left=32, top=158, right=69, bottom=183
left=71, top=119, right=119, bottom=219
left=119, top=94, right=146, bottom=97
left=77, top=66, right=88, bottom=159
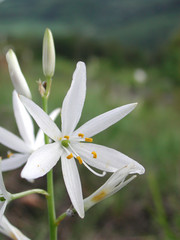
left=59, top=137, right=62, bottom=140
left=64, top=135, right=70, bottom=140
left=7, top=152, right=14, bottom=158
left=92, top=190, right=107, bottom=202
left=67, top=153, right=73, bottom=159
left=76, top=156, right=83, bottom=165
left=91, top=151, right=97, bottom=158
left=85, top=138, right=93, bottom=142
left=78, top=133, right=84, bottom=138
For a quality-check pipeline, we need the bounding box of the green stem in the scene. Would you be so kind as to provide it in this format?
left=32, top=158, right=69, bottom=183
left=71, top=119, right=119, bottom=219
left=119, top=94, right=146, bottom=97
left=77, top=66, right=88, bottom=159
left=55, top=212, right=67, bottom=226
left=55, top=208, right=76, bottom=226
left=12, top=189, right=49, bottom=200
left=42, top=89, right=57, bottom=240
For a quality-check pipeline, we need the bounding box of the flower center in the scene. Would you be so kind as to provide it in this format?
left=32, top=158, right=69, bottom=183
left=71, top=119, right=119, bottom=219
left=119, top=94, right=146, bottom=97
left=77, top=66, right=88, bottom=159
left=61, top=139, right=70, bottom=148
left=59, top=133, right=106, bottom=177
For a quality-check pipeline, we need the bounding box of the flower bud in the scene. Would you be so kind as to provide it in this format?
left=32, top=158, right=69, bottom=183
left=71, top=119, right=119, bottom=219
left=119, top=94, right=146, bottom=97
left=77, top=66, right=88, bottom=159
left=6, top=49, right=32, bottom=99
left=42, top=28, right=55, bottom=78
left=84, top=165, right=137, bottom=211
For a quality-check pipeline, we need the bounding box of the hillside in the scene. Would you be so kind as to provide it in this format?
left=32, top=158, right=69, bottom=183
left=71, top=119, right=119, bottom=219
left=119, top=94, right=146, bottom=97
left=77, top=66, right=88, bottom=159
left=0, top=0, right=180, bottom=49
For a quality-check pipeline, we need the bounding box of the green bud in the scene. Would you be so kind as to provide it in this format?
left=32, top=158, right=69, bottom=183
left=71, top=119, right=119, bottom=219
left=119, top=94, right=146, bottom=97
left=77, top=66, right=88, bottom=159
left=42, top=28, right=55, bottom=78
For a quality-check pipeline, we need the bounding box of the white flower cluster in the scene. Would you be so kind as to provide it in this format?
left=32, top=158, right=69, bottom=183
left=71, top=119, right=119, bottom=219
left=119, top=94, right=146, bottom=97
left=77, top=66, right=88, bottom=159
left=0, top=28, right=145, bottom=239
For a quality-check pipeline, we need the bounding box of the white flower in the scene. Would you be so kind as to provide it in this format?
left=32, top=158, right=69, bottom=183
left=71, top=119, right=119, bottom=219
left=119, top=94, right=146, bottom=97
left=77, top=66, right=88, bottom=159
left=6, top=50, right=32, bottom=99
left=0, top=90, right=60, bottom=172
left=20, top=61, right=145, bottom=218
left=84, top=164, right=137, bottom=211
left=42, top=28, right=55, bottom=78
left=0, top=159, right=11, bottom=221
left=0, top=216, right=30, bottom=240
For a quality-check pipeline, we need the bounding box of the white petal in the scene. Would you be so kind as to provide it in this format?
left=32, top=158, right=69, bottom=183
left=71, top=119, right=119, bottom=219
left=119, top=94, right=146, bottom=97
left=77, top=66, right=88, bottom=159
left=0, top=216, right=10, bottom=236
left=73, top=143, right=145, bottom=174
left=0, top=216, right=30, bottom=240
left=0, top=201, right=8, bottom=222
left=61, top=62, right=86, bottom=135
left=0, top=163, right=9, bottom=200
left=0, top=127, right=31, bottom=153
left=73, top=103, right=137, bottom=137
left=6, top=49, right=32, bottom=99
left=21, top=142, right=62, bottom=179
left=10, top=225, right=31, bottom=240
left=13, top=90, right=35, bottom=147
left=35, top=108, right=61, bottom=148
left=1, top=154, right=29, bottom=172
left=61, top=152, right=84, bottom=218
left=20, top=95, right=62, bottom=141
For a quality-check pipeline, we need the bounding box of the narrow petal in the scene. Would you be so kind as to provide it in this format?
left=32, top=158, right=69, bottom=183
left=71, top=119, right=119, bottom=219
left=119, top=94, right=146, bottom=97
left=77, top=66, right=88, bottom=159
left=61, top=62, right=86, bottom=135
left=0, top=162, right=9, bottom=200
left=21, top=142, right=62, bottom=179
left=0, top=216, right=9, bottom=236
left=61, top=152, right=84, bottom=218
left=0, top=201, right=8, bottom=222
left=10, top=224, right=31, bottom=240
left=1, top=154, right=29, bottom=172
left=73, top=143, right=145, bottom=174
left=0, top=216, right=30, bottom=240
left=35, top=108, right=61, bottom=148
left=73, top=103, right=137, bottom=138
left=13, top=90, right=35, bottom=147
left=20, top=95, right=62, bottom=141
left=0, top=127, right=31, bottom=153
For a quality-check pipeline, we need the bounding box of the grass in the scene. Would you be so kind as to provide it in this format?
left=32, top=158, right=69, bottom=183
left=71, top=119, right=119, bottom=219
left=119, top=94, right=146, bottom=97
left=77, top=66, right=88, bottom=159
left=0, top=56, right=180, bottom=239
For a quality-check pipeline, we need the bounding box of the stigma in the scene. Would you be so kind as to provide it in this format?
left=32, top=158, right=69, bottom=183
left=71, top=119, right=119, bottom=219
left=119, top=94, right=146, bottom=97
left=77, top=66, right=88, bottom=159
left=61, top=139, right=70, bottom=147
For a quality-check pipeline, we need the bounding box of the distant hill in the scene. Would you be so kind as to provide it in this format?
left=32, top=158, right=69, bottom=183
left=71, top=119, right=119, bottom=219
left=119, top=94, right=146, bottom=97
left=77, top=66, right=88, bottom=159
left=0, top=0, right=180, bottom=49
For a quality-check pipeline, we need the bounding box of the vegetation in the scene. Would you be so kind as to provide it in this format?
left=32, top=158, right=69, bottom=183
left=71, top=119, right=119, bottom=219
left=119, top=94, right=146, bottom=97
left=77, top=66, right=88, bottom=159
left=0, top=0, right=180, bottom=48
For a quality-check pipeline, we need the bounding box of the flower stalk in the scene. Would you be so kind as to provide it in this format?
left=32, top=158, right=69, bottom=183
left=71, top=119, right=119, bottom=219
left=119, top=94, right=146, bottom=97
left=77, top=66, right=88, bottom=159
left=42, top=91, right=57, bottom=240
left=11, top=189, right=49, bottom=200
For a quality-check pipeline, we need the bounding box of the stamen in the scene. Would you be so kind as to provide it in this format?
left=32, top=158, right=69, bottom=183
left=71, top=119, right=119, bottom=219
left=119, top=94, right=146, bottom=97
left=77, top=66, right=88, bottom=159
left=78, top=133, right=84, bottom=138
left=82, top=161, right=106, bottom=177
left=7, top=151, right=14, bottom=158
left=64, top=135, right=70, bottom=140
left=85, top=138, right=93, bottom=142
left=76, top=156, right=83, bottom=165
left=67, top=153, right=73, bottom=159
left=68, top=144, right=83, bottom=165
left=91, top=151, right=97, bottom=158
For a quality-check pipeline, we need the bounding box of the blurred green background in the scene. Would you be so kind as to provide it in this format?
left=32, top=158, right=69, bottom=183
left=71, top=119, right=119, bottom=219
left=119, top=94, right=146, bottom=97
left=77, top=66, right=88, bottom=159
left=0, top=0, right=180, bottom=239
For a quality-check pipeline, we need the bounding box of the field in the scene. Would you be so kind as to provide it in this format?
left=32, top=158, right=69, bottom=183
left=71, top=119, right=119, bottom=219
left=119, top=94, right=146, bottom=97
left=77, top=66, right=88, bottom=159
left=0, top=54, right=180, bottom=239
